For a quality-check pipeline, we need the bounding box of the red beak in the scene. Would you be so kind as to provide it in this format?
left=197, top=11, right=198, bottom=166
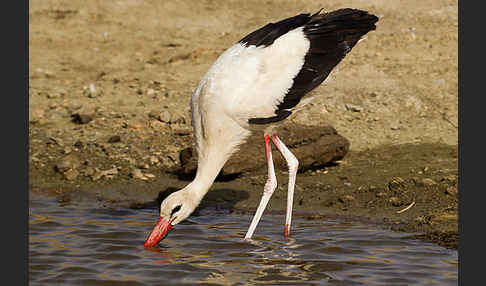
left=144, top=216, right=173, bottom=247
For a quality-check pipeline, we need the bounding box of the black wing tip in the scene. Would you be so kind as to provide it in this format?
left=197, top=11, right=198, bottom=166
left=238, top=8, right=378, bottom=48
left=310, top=8, right=379, bottom=25
left=311, top=8, right=324, bottom=17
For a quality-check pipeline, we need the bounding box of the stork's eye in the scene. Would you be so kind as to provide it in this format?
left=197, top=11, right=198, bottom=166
left=171, top=205, right=182, bottom=216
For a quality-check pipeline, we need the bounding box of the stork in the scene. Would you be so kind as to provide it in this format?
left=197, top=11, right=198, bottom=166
left=144, top=8, right=378, bottom=247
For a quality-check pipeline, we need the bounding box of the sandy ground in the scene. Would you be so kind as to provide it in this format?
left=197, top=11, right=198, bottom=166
left=29, top=0, right=458, bottom=248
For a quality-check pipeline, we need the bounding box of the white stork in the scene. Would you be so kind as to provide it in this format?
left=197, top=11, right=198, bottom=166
left=144, top=8, right=378, bottom=247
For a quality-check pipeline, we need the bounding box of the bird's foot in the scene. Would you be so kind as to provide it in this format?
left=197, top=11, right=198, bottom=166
left=284, top=224, right=290, bottom=238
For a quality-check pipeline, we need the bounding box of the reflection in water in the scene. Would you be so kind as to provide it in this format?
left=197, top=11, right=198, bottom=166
left=29, top=193, right=457, bottom=285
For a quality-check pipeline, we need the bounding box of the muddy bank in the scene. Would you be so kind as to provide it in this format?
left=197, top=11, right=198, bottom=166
left=30, top=142, right=458, bottom=249
left=29, top=0, right=457, bottom=248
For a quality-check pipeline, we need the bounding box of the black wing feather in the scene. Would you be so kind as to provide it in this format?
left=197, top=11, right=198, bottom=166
left=277, top=9, right=378, bottom=111
left=247, top=9, right=379, bottom=124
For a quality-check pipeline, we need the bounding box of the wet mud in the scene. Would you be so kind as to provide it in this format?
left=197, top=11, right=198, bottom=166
left=30, top=143, right=458, bottom=249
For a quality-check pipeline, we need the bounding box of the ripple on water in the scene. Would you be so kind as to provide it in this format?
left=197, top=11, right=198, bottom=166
left=29, top=194, right=458, bottom=286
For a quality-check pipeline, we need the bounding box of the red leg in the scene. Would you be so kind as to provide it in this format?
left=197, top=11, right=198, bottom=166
left=244, top=134, right=277, bottom=240
left=271, top=135, right=298, bottom=238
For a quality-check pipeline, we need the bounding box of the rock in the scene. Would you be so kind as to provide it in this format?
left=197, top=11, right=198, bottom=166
left=149, top=156, right=159, bottom=165
left=54, top=154, right=81, bottom=173
left=107, top=135, right=121, bottom=143
left=161, top=156, right=178, bottom=169
left=71, top=113, right=93, bottom=124
left=65, top=104, right=83, bottom=113
left=367, top=185, right=379, bottom=192
left=130, top=168, right=147, bottom=180
left=150, top=110, right=186, bottom=124
left=415, top=215, right=431, bottom=225
left=83, top=83, right=102, bottom=98
left=63, top=169, right=79, bottom=181
left=138, top=163, right=150, bottom=170
left=144, top=173, right=156, bottom=179
left=389, top=196, right=403, bottom=207
left=171, top=112, right=186, bottom=124
left=390, top=124, right=400, bottom=130
left=149, top=120, right=166, bottom=129
left=73, top=140, right=84, bottom=149
left=158, top=110, right=172, bottom=123
left=171, top=124, right=192, bottom=135
left=46, top=91, right=63, bottom=99
left=83, top=166, right=95, bottom=177
left=179, top=123, right=350, bottom=177
left=91, top=171, right=103, bottom=181
left=421, top=178, right=437, bottom=186
left=92, top=167, right=118, bottom=181
left=345, top=103, right=363, bottom=112
left=445, top=186, right=458, bottom=196
left=30, top=109, right=45, bottom=123
left=126, top=119, right=145, bottom=130
left=338, top=195, right=355, bottom=203
left=48, top=137, right=64, bottom=146
left=147, top=88, right=156, bottom=96
left=148, top=110, right=160, bottom=120
left=36, top=68, right=54, bottom=78
left=376, top=192, right=387, bottom=198
left=109, top=112, right=123, bottom=119
left=440, top=175, right=457, bottom=184
left=62, top=147, right=72, bottom=154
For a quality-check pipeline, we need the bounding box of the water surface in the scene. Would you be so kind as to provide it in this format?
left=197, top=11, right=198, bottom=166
left=29, top=193, right=457, bottom=285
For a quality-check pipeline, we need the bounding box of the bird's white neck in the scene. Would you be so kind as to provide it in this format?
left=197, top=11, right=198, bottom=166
left=188, top=150, right=228, bottom=200
left=185, top=102, right=251, bottom=202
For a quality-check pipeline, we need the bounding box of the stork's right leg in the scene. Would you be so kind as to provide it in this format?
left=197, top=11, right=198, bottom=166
left=244, top=134, right=277, bottom=240
left=270, top=135, right=299, bottom=238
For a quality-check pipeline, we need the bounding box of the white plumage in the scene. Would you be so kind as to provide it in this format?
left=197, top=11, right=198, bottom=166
left=191, top=28, right=309, bottom=176
left=196, top=28, right=309, bottom=125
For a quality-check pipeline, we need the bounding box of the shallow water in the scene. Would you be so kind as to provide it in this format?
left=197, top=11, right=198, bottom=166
left=29, top=193, right=457, bottom=285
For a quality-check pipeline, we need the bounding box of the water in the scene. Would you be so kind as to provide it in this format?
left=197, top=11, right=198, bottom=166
left=29, top=193, right=458, bottom=285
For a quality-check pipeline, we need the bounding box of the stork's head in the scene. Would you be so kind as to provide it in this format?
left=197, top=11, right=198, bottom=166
left=144, top=189, right=198, bottom=247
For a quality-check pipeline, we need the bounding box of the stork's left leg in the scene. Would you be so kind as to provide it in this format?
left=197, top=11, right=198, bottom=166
left=244, top=134, right=277, bottom=240
left=271, top=135, right=299, bottom=238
